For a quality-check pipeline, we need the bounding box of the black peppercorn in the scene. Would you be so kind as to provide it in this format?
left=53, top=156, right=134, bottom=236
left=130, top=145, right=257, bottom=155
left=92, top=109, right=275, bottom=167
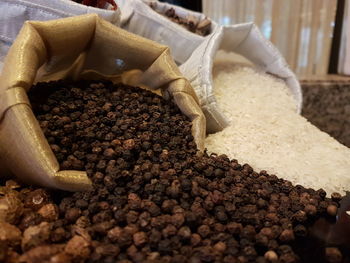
left=11, top=79, right=341, bottom=263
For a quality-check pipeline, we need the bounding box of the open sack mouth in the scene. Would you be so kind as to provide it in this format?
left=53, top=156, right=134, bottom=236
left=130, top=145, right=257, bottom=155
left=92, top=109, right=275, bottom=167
left=179, top=22, right=302, bottom=135
left=119, top=0, right=219, bottom=65
left=0, top=5, right=349, bottom=263
left=0, top=14, right=205, bottom=192
left=72, top=0, right=118, bottom=10
left=146, top=0, right=212, bottom=36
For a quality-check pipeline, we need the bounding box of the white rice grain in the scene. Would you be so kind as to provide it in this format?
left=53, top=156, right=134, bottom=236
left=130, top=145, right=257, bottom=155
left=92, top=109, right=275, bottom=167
left=205, top=51, right=350, bottom=195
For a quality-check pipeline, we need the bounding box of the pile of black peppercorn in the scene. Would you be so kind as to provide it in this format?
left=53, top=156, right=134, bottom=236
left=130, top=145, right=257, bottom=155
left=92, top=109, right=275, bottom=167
left=301, top=82, right=350, bottom=148
left=0, top=80, right=346, bottom=263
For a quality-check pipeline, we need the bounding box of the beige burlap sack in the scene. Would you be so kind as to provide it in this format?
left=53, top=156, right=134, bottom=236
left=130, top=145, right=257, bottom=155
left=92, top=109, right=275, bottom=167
left=0, top=14, right=205, bottom=191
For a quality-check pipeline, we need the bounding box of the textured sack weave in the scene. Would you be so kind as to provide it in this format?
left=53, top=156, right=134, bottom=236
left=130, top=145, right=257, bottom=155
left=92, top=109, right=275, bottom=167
left=117, top=0, right=302, bottom=133
left=0, top=0, right=121, bottom=72
left=0, top=14, right=205, bottom=191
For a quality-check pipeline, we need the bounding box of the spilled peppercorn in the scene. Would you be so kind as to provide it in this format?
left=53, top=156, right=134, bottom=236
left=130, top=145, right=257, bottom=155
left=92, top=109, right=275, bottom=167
left=0, top=80, right=348, bottom=263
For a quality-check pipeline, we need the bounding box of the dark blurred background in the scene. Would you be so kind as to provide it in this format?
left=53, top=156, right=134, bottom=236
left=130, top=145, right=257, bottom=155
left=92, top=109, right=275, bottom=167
left=159, top=0, right=202, bottom=12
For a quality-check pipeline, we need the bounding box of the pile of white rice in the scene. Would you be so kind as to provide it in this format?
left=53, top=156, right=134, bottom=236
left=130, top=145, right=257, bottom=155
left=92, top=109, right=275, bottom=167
left=205, top=51, right=350, bottom=195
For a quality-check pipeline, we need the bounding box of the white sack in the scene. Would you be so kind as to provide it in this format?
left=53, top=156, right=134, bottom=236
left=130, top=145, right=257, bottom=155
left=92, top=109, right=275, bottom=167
left=117, top=0, right=302, bottom=133
left=0, top=0, right=121, bottom=71
left=180, top=23, right=303, bottom=133
left=117, top=0, right=216, bottom=65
